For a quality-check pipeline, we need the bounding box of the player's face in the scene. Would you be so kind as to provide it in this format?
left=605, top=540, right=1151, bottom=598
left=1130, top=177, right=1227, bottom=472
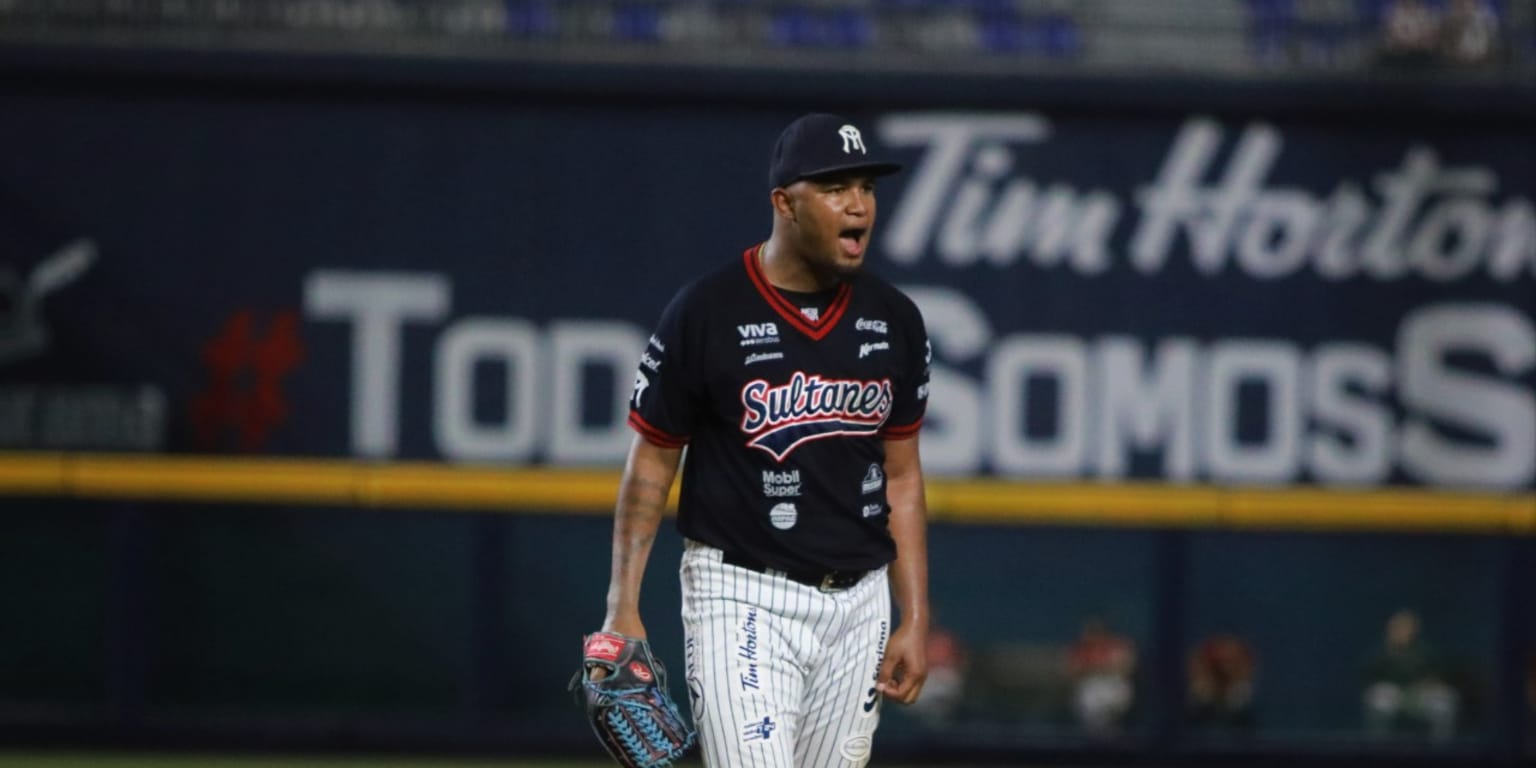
left=789, top=173, right=878, bottom=279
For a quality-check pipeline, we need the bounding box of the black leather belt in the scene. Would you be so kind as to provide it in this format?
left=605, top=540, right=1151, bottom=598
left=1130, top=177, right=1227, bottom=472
left=721, top=551, right=867, bottom=592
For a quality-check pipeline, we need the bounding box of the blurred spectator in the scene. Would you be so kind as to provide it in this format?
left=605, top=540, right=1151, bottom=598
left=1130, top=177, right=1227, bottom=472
left=1293, top=0, right=1359, bottom=68
left=1187, top=632, right=1258, bottom=731
left=1247, top=0, right=1296, bottom=67
left=964, top=641, right=1072, bottom=723
left=1439, top=0, right=1501, bottom=65
left=1067, top=616, right=1137, bottom=737
left=905, top=623, right=968, bottom=727
left=1362, top=609, right=1460, bottom=741
left=1378, top=0, right=1442, bottom=66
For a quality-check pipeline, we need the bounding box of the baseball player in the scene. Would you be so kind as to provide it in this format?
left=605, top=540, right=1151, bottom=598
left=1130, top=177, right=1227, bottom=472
left=594, top=113, right=932, bottom=767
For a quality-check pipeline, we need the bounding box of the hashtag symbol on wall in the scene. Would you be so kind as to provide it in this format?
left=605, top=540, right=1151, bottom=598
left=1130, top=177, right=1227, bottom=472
left=191, top=310, right=305, bottom=451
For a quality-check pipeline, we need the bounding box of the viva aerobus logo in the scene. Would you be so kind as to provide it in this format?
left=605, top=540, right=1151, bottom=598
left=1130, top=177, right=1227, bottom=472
left=738, top=322, right=777, bottom=338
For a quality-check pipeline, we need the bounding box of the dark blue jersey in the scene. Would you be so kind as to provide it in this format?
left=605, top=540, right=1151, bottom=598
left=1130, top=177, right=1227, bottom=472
left=628, top=246, right=930, bottom=573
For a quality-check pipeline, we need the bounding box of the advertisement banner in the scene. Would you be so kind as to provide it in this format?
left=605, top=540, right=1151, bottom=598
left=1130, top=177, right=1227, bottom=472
left=2, top=97, right=1532, bottom=489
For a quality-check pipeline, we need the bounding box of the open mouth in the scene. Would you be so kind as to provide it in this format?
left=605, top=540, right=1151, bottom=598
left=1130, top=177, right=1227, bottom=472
left=839, top=228, right=867, bottom=255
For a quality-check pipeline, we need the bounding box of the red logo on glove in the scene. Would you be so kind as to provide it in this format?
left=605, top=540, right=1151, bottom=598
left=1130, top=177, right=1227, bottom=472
left=585, top=633, right=625, bottom=663
left=629, top=661, right=654, bottom=682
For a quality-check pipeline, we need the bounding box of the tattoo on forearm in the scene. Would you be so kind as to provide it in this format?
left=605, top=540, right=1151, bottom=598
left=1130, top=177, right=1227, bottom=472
left=613, top=471, right=670, bottom=578
left=623, top=474, right=670, bottom=509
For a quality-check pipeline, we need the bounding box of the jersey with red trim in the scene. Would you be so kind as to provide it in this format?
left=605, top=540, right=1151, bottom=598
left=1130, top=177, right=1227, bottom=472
left=628, top=247, right=929, bottom=572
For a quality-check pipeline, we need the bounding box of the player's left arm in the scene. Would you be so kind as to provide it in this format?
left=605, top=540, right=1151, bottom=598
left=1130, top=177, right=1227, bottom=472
left=877, top=433, right=930, bottom=705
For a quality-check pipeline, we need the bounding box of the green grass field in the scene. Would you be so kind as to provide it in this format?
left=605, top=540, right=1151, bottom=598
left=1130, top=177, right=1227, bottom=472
left=0, top=755, right=976, bottom=768
left=0, top=756, right=616, bottom=768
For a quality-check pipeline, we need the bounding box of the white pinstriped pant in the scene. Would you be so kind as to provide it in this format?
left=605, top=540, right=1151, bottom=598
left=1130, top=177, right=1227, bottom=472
left=680, top=539, right=890, bottom=768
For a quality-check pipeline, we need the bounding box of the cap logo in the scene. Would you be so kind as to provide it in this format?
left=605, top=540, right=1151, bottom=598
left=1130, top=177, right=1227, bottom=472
left=838, top=125, right=866, bottom=155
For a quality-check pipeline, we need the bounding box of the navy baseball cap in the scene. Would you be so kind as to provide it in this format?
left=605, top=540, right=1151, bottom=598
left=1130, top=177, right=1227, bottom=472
left=768, top=113, right=902, bottom=190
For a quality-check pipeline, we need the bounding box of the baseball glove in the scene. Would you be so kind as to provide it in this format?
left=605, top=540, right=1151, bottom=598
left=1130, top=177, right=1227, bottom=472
left=570, top=631, right=696, bottom=768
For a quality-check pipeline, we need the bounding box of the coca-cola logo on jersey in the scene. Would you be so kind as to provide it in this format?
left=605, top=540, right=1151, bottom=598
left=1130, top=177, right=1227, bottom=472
left=739, top=372, right=893, bottom=461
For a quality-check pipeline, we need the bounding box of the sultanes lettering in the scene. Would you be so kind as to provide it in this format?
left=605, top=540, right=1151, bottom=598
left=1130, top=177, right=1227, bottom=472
left=739, top=372, right=893, bottom=461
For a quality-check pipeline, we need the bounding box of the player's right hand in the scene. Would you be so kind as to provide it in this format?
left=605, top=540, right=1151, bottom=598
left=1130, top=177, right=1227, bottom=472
left=877, top=623, right=929, bottom=705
